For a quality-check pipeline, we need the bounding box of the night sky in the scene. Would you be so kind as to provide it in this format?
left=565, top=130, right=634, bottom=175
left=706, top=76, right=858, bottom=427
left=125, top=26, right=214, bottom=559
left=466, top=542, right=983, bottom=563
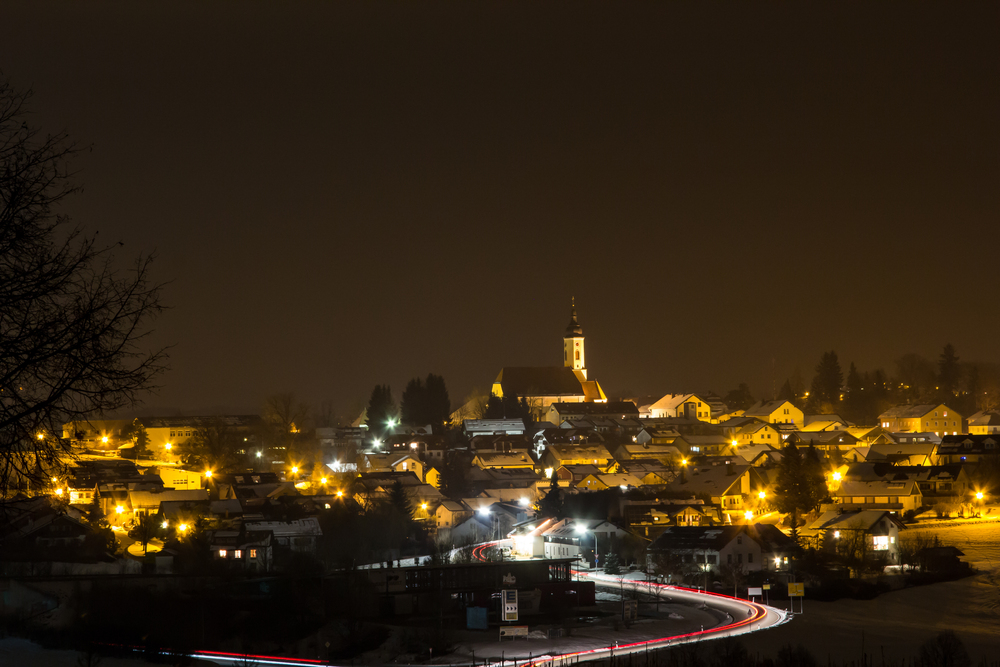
left=3, top=2, right=998, bottom=417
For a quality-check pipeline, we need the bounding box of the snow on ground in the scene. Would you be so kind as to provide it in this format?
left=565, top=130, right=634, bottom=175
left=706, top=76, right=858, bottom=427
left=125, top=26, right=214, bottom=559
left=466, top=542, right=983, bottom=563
left=0, top=638, right=193, bottom=667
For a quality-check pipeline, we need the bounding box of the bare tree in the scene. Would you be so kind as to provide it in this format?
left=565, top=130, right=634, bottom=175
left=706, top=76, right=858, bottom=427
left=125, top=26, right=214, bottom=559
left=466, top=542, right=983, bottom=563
left=0, top=77, right=166, bottom=498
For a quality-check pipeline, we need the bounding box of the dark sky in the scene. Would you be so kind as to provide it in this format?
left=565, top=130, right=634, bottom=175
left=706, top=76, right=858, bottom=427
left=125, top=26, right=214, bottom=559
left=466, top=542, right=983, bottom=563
left=3, top=2, right=998, bottom=417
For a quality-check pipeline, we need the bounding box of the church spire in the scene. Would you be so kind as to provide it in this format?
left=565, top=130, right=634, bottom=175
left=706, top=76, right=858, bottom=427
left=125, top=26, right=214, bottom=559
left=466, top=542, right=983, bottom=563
left=563, top=298, right=586, bottom=378
left=565, top=297, right=583, bottom=338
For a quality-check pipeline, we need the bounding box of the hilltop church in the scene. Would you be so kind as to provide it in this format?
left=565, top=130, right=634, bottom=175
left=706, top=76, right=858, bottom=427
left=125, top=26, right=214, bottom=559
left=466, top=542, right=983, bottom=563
left=491, top=301, right=607, bottom=417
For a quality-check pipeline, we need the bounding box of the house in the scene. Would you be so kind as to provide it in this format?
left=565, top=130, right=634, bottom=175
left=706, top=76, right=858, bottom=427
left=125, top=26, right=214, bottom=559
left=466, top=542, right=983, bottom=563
left=554, top=464, right=604, bottom=485
left=624, top=500, right=721, bottom=539
left=463, top=419, right=527, bottom=438
left=786, top=430, right=860, bottom=452
left=726, top=421, right=782, bottom=447
left=634, top=428, right=684, bottom=447
left=242, top=517, right=322, bottom=554
left=137, top=415, right=263, bottom=460
left=510, top=517, right=635, bottom=565
left=936, top=434, right=1000, bottom=464
left=615, top=459, right=675, bottom=486
left=471, top=451, right=535, bottom=470
left=576, top=473, right=642, bottom=491
left=867, top=442, right=936, bottom=466
left=646, top=394, right=715, bottom=421
left=363, top=453, right=425, bottom=481
left=62, top=419, right=132, bottom=451
left=544, top=401, right=639, bottom=425
left=213, top=472, right=296, bottom=500
left=208, top=529, right=274, bottom=572
left=878, top=405, right=962, bottom=436
left=612, top=442, right=685, bottom=465
left=844, top=463, right=971, bottom=501
left=660, top=460, right=762, bottom=519
left=801, top=415, right=853, bottom=432
left=469, top=433, right=533, bottom=454
left=807, top=510, right=903, bottom=566
left=538, top=444, right=614, bottom=474
left=743, top=400, right=803, bottom=426
left=129, top=489, right=210, bottom=520
left=967, top=411, right=1000, bottom=435
left=646, top=524, right=795, bottom=574
left=435, top=500, right=474, bottom=532
left=832, top=479, right=923, bottom=513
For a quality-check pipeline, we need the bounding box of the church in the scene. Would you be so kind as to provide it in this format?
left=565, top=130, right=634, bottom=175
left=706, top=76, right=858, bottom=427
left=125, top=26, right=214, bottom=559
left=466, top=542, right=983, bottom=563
left=491, top=301, right=607, bottom=417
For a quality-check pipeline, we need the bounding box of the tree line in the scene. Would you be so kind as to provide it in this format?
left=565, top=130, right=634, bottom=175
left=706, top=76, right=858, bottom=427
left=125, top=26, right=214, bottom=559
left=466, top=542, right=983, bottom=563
left=724, top=343, right=996, bottom=425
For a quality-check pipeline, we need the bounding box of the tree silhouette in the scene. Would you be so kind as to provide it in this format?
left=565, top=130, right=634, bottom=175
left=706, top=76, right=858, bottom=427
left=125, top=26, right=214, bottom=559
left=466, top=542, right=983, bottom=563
left=0, top=77, right=166, bottom=495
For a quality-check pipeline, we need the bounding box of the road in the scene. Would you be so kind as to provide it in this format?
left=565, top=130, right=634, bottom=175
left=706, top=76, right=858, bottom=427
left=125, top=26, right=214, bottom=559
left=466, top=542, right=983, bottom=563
left=471, top=541, right=791, bottom=667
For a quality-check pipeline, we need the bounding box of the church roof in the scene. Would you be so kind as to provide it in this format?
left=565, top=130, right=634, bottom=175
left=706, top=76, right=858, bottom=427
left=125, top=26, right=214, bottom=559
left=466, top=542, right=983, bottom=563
left=494, top=367, right=587, bottom=398
left=564, top=301, right=583, bottom=338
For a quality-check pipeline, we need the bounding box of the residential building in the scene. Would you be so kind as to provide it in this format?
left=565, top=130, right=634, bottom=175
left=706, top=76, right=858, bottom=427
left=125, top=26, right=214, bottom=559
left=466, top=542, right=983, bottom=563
left=967, top=411, right=1000, bottom=435
left=646, top=394, right=715, bottom=421
left=544, top=401, right=639, bottom=425
left=878, top=405, right=962, bottom=436
left=936, top=434, right=1000, bottom=464
left=647, top=524, right=795, bottom=574
left=807, top=510, right=903, bottom=565
left=743, top=400, right=803, bottom=426
left=832, top=479, right=923, bottom=513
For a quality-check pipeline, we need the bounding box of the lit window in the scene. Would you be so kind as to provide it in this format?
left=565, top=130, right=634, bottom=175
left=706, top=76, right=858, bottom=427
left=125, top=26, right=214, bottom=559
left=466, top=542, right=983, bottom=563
left=250, top=549, right=257, bottom=558
left=219, top=549, right=227, bottom=557
left=873, top=536, right=889, bottom=551
left=833, top=531, right=840, bottom=539
left=234, top=550, right=242, bottom=558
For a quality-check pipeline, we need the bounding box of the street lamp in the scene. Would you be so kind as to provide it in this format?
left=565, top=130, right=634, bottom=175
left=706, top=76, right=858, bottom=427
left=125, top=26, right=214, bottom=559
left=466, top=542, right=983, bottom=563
left=758, top=490, right=766, bottom=499
left=178, top=523, right=188, bottom=533
left=165, top=442, right=172, bottom=451
left=205, top=470, right=213, bottom=478
left=744, top=510, right=753, bottom=522
left=832, top=471, right=842, bottom=481
left=161, top=520, right=169, bottom=529
left=320, top=477, right=328, bottom=485
left=36, top=432, right=44, bottom=440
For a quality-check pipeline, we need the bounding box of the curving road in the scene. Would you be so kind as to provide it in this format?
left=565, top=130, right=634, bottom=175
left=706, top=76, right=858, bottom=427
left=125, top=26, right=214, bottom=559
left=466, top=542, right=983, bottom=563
left=473, top=540, right=791, bottom=667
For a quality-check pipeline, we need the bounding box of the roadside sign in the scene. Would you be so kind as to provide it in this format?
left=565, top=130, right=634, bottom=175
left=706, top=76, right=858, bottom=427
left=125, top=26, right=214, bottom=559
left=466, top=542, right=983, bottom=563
left=503, top=589, right=518, bottom=621
left=748, top=587, right=763, bottom=597
left=500, top=626, right=528, bottom=640
left=623, top=599, right=638, bottom=621
left=788, top=583, right=804, bottom=597
left=762, top=584, right=771, bottom=591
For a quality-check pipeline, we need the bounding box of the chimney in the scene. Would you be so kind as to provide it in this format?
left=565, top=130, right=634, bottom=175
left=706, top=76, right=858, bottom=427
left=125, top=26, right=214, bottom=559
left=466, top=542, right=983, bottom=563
left=726, top=460, right=734, bottom=475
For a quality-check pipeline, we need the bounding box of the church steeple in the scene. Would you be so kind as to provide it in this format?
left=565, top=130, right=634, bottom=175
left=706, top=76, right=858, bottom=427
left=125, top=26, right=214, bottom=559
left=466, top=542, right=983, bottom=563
left=563, top=297, right=586, bottom=378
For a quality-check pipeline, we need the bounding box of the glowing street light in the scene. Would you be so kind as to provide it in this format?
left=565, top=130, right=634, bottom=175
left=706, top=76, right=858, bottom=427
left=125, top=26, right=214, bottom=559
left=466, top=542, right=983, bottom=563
left=178, top=523, right=189, bottom=532
left=976, top=491, right=985, bottom=500
left=758, top=490, right=766, bottom=499
left=165, top=442, right=172, bottom=450
left=115, top=505, right=125, bottom=514
left=55, top=488, right=63, bottom=496
left=291, top=466, right=299, bottom=475
left=420, top=502, right=428, bottom=511
left=744, top=510, right=753, bottom=521
left=161, top=520, right=169, bottom=529
left=681, top=458, right=688, bottom=466
left=336, top=490, right=344, bottom=497
left=731, top=439, right=738, bottom=447
left=101, top=436, right=109, bottom=444
left=51, top=477, right=58, bottom=483
left=518, top=497, right=529, bottom=507
left=832, top=471, right=842, bottom=481
left=256, top=450, right=262, bottom=458
left=37, top=433, right=44, bottom=440
left=320, top=477, right=328, bottom=485
left=478, top=507, right=490, bottom=517
left=205, top=470, right=213, bottom=478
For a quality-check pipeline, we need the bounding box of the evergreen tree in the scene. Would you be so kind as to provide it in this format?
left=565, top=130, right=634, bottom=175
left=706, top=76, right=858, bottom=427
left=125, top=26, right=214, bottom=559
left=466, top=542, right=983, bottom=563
left=807, top=351, right=843, bottom=413
left=774, top=443, right=805, bottom=544
left=388, top=480, right=414, bottom=522
left=400, top=377, right=426, bottom=425
left=365, top=384, right=397, bottom=440
left=724, top=383, right=755, bottom=412
left=777, top=380, right=797, bottom=404
left=603, top=552, right=622, bottom=575
left=843, top=363, right=863, bottom=422
left=424, top=373, right=451, bottom=429
left=801, top=444, right=829, bottom=511
left=938, top=343, right=962, bottom=401
left=132, top=419, right=151, bottom=460
left=438, top=451, right=473, bottom=499
left=538, top=470, right=564, bottom=519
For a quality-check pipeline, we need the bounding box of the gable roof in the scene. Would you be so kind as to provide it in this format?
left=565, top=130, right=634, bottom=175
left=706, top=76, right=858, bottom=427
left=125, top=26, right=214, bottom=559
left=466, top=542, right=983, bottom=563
left=808, top=510, right=900, bottom=532
left=744, top=400, right=796, bottom=417
left=494, top=367, right=587, bottom=397
left=879, top=404, right=952, bottom=420
left=648, top=524, right=793, bottom=552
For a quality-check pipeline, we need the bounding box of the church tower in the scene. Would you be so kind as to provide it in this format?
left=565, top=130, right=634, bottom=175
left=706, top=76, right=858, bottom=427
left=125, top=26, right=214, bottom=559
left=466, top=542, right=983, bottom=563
left=563, top=298, right=586, bottom=379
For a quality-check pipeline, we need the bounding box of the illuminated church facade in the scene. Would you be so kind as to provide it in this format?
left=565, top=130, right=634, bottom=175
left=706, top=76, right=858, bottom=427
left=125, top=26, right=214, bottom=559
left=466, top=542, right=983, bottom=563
left=491, top=301, right=607, bottom=416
